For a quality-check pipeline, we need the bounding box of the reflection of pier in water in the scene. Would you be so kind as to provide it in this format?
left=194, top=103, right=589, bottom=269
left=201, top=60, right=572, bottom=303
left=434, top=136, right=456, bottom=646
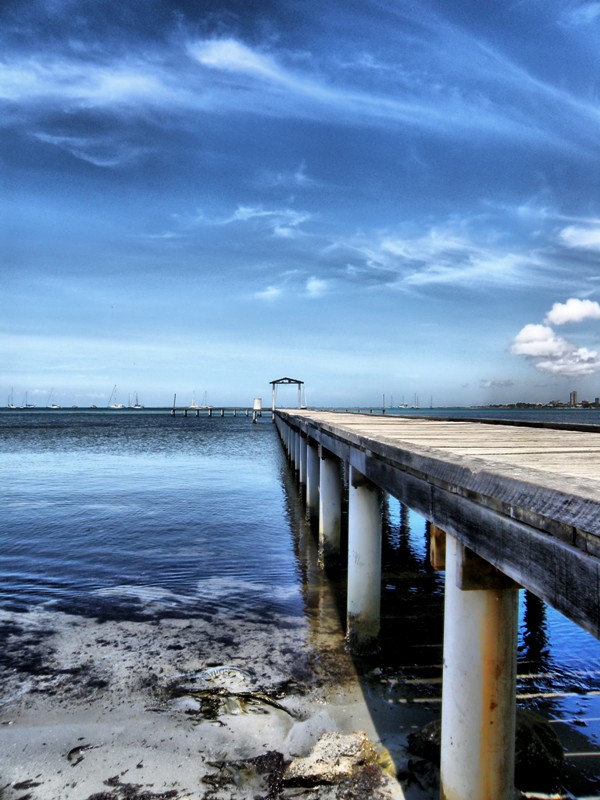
left=275, top=409, right=600, bottom=799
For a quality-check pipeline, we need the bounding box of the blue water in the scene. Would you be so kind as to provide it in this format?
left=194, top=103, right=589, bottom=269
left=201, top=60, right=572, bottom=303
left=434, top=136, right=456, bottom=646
left=340, top=405, right=600, bottom=426
left=1, top=412, right=302, bottom=619
left=0, top=409, right=598, bottom=792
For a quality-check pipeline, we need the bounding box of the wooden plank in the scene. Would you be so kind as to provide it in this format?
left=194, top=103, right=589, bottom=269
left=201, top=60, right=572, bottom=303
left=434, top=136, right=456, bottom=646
left=290, top=412, right=600, bottom=489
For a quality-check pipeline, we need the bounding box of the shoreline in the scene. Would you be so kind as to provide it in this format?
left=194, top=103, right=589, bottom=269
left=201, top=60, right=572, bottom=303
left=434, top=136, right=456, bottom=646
left=2, top=558, right=599, bottom=798
left=0, top=598, right=436, bottom=800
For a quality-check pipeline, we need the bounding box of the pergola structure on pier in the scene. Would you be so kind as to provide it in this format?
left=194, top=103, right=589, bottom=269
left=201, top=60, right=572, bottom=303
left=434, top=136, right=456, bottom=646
left=270, top=377, right=304, bottom=411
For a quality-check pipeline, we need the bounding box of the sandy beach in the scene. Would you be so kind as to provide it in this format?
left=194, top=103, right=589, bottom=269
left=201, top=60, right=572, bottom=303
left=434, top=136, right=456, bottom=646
left=0, top=593, right=438, bottom=800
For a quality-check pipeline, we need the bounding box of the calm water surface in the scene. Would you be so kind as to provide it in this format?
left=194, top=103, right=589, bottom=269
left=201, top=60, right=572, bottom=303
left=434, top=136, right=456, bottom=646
left=344, top=405, right=600, bottom=426
left=1, top=411, right=302, bottom=619
left=0, top=409, right=598, bottom=793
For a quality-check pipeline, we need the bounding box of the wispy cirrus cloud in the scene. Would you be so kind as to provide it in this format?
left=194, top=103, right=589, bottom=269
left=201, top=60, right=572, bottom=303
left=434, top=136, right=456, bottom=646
left=305, top=276, right=328, bottom=297
left=254, top=285, right=282, bottom=301
left=188, top=38, right=305, bottom=92
left=253, top=273, right=329, bottom=302
left=480, top=379, right=514, bottom=389
left=257, top=160, right=321, bottom=190
left=0, top=51, right=203, bottom=167
left=144, top=204, right=311, bottom=243
left=32, top=131, right=150, bottom=167
left=143, top=198, right=600, bottom=306
left=324, top=225, right=548, bottom=291
left=0, top=57, right=179, bottom=108
left=559, top=224, right=600, bottom=250
left=187, top=36, right=454, bottom=131
left=183, top=16, right=600, bottom=152
left=559, top=1, right=600, bottom=26
left=224, top=205, right=310, bottom=238
left=4, top=9, right=600, bottom=166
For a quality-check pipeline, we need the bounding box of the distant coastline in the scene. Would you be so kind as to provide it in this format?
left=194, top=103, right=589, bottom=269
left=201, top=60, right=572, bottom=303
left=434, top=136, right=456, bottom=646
left=2, top=401, right=600, bottom=413
left=471, top=402, right=600, bottom=410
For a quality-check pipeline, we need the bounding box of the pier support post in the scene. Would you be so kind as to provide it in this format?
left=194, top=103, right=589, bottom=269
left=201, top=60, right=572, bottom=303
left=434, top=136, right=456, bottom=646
left=318, top=446, right=342, bottom=567
left=306, top=437, right=319, bottom=524
left=299, top=433, right=307, bottom=486
left=296, top=430, right=302, bottom=474
left=440, top=534, right=519, bottom=800
left=293, top=430, right=300, bottom=472
left=346, top=466, right=382, bottom=652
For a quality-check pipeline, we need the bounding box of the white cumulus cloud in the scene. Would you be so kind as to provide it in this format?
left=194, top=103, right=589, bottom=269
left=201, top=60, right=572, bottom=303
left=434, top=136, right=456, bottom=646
left=533, top=347, right=600, bottom=377
left=510, top=324, right=572, bottom=358
left=545, top=297, right=600, bottom=325
left=510, top=322, right=600, bottom=377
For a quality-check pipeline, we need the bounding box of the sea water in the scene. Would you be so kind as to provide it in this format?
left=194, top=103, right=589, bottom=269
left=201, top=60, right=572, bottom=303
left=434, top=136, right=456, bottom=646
left=0, top=409, right=598, bottom=795
left=1, top=411, right=302, bottom=620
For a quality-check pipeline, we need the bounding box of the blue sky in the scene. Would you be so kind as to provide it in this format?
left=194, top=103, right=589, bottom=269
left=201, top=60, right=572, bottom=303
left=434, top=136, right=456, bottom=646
left=3, top=0, right=600, bottom=408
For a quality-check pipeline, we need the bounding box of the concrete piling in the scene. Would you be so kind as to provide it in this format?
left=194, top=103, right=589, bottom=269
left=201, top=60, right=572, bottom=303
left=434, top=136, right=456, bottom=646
left=318, top=445, right=342, bottom=567
left=299, top=432, right=307, bottom=486
left=346, top=466, right=382, bottom=653
left=306, top=437, right=320, bottom=524
left=440, top=534, right=518, bottom=800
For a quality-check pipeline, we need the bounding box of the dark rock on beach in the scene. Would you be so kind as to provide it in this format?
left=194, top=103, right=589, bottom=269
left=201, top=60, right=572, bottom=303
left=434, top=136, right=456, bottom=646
left=514, top=708, right=565, bottom=791
left=406, top=708, right=565, bottom=793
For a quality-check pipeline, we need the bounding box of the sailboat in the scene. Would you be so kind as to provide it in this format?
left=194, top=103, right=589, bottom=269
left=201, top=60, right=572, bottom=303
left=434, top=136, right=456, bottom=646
left=21, top=392, right=36, bottom=409
left=6, top=388, right=16, bottom=409
left=300, top=387, right=307, bottom=409
left=108, top=385, right=125, bottom=409
left=200, top=391, right=213, bottom=410
left=132, top=393, right=144, bottom=410
left=46, top=389, right=61, bottom=409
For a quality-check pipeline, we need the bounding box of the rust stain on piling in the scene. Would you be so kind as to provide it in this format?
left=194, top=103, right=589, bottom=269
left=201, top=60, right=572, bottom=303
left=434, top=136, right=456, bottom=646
left=479, top=591, right=514, bottom=800
left=429, top=524, right=446, bottom=570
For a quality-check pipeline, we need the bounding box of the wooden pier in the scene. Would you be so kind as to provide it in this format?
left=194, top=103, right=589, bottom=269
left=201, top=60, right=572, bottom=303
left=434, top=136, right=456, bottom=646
left=170, top=406, right=271, bottom=418
left=274, top=409, right=600, bottom=800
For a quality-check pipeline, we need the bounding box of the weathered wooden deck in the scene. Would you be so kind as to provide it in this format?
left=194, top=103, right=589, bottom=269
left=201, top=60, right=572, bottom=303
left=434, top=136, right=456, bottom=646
left=278, top=409, right=600, bottom=639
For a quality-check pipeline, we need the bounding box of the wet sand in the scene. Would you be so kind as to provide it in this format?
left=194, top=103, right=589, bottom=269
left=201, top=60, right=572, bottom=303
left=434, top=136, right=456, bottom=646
left=0, top=602, right=437, bottom=800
